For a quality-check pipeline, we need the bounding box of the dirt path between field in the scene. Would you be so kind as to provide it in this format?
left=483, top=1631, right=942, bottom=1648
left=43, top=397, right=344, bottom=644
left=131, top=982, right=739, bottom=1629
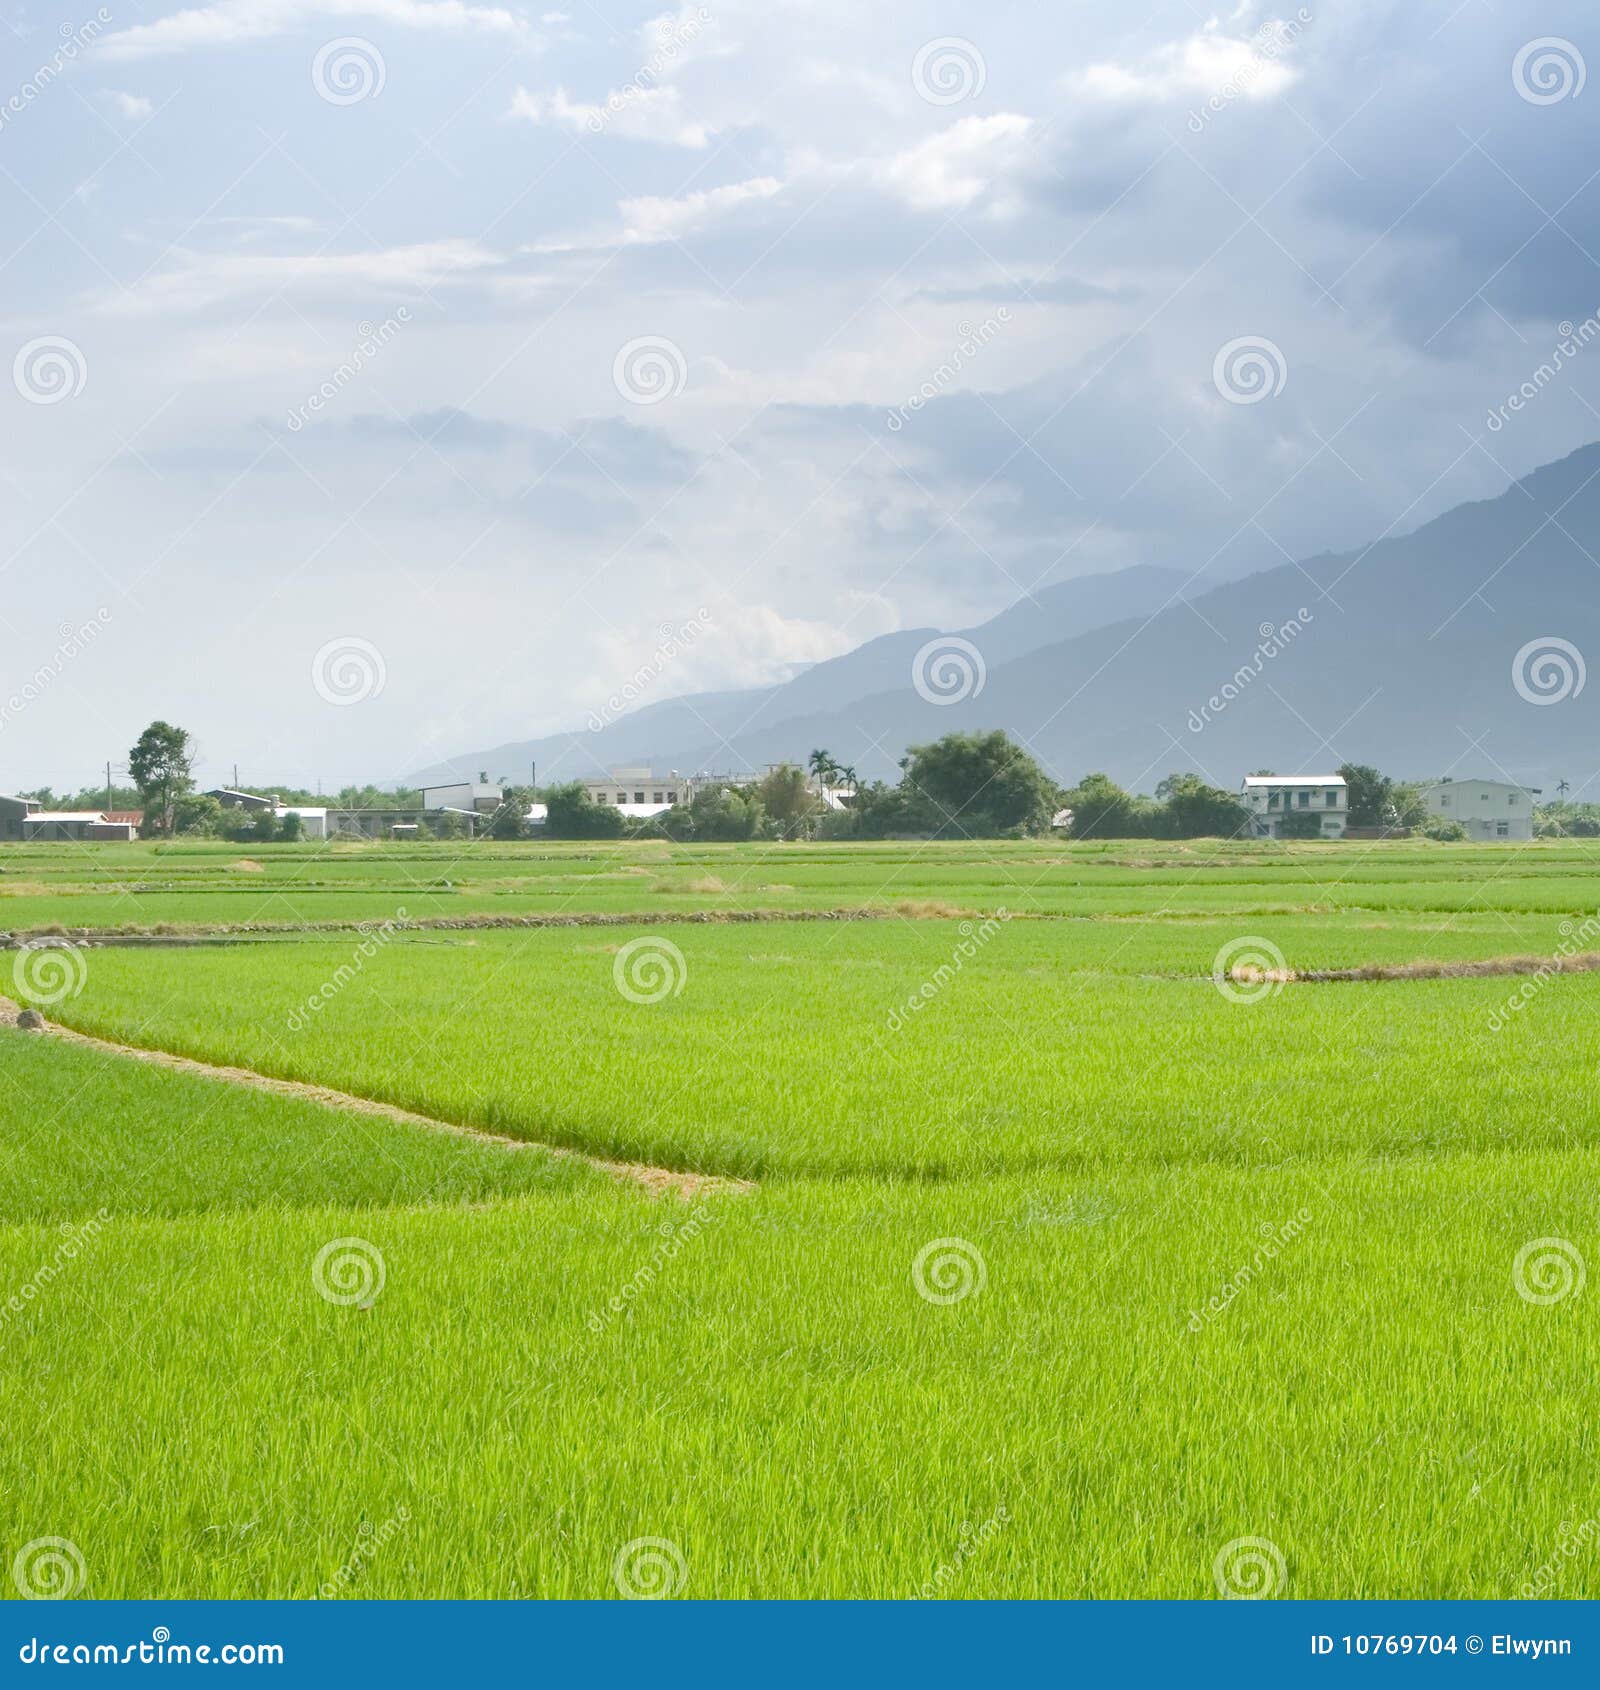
left=0, top=995, right=750, bottom=1201
left=1227, top=950, right=1600, bottom=984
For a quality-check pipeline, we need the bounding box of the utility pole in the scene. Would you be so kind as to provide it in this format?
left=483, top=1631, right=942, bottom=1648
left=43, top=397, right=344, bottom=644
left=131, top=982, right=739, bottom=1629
left=106, top=761, right=112, bottom=812
left=233, top=763, right=239, bottom=790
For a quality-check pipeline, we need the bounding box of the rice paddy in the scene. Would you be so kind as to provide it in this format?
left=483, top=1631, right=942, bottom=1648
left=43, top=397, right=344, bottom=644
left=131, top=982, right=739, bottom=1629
left=2, top=837, right=1596, bottom=1599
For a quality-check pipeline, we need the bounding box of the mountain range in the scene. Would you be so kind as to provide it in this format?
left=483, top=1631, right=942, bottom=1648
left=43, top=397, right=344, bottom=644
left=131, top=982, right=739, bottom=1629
left=413, top=443, right=1600, bottom=798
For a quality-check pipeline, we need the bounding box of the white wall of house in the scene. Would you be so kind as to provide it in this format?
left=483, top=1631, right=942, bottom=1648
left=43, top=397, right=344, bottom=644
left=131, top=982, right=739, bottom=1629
left=1418, top=779, right=1536, bottom=841
left=1240, top=776, right=1348, bottom=838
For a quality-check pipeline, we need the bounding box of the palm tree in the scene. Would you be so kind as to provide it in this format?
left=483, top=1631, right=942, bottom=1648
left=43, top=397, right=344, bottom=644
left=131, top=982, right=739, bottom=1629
left=807, top=749, right=836, bottom=792
left=838, top=764, right=858, bottom=800
left=1558, top=778, right=1571, bottom=798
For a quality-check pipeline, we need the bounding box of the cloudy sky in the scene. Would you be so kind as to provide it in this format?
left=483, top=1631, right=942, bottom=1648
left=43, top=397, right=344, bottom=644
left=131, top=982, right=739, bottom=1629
left=4, top=0, right=1599, bottom=788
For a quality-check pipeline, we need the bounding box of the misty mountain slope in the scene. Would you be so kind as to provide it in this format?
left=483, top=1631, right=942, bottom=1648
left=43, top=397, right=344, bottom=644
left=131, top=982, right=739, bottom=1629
left=651, top=443, right=1600, bottom=793
left=411, top=565, right=1193, bottom=785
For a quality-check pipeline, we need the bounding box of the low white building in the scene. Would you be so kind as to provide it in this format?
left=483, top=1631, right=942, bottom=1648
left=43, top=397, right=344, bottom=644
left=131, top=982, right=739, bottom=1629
left=1417, top=778, right=1538, bottom=841
left=576, top=767, right=689, bottom=816
left=275, top=805, right=328, bottom=839
left=1240, top=774, right=1348, bottom=839
left=420, top=778, right=504, bottom=815
left=22, top=811, right=137, bottom=842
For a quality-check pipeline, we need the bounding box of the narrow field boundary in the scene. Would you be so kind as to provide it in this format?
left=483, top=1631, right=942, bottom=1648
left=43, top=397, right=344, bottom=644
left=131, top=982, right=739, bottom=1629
left=0, top=905, right=966, bottom=945
left=0, top=996, right=751, bottom=1201
left=1231, top=951, right=1600, bottom=985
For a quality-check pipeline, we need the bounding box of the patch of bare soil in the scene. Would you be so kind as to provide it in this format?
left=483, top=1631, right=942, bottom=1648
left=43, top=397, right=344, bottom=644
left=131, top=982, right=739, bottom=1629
left=0, top=996, right=749, bottom=1201
left=1234, top=951, right=1600, bottom=985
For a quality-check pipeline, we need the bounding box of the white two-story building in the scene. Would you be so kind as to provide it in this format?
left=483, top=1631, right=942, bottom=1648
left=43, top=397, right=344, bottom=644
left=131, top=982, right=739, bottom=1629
left=1416, top=778, right=1538, bottom=841
left=1240, top=774, right=1348, bottom=839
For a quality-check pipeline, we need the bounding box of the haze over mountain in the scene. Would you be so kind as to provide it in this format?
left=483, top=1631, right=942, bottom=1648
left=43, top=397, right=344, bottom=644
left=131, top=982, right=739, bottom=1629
left=417, top=445, right=1600, bottom=800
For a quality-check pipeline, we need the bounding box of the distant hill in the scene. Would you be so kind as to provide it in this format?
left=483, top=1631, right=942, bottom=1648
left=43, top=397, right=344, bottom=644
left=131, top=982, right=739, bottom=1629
left=410, top=564, right=1195, bottom=786
left=415, top=443, right=1600, bottom=797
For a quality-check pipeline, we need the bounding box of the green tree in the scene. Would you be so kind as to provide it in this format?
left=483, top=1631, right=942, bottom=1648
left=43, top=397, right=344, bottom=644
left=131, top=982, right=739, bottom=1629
left=1056, top=772, right=1160, bottom=839
left=1154, top=773, right=1251, bottom=838
left=128, top=720, right=195, bottom=836
left=171, top=793, right=223, bottom=837
left=898, top=730, right=1059, bottom=837
left=1278, top=810, right=1324, bottom=840
left=807, top=748, right=838, bottom=791
left=757, top=764, right=822, bottom=838
left=487, top=786, right=535, bottom=841
left=1337, top=763, right=1393, bottom=829
left=544, top=782, right=625, bottom=839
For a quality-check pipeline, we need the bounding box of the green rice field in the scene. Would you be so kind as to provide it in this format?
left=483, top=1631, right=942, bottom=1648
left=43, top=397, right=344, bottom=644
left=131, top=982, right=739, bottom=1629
left=2, top=837, right=1597, bottom=1599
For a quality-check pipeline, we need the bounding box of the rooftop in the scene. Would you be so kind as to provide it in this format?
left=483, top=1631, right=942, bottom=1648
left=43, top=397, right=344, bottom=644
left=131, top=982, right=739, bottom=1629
left=1242, top=775, right=1347, bottom=787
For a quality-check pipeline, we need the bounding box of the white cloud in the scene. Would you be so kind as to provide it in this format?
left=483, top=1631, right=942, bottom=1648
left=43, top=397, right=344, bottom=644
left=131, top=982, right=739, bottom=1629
left=98, top=238, right=503, bottom=315
left=102, top=89, right=154, bottom=119
left=507, top=82, right=712, bottom=147
left=618, top=176, right=782, bottom=244
left=876, top=113, right=1033, bottom=211
left=1070, top=17, right=1305, bottom=103
left=99, top=0, right=531, bottom=60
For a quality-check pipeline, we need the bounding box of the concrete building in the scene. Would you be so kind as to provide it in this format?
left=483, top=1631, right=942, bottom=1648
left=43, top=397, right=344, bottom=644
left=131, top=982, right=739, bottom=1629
left=1417, top=778, right=1539, bottom=841
left=575, top=766, right=690, bottom=817
left=1240, top=774, right=1348, bottom=839
left=420, top=777, right=504, bottom=815
left=23, top=811, right=137, bottom=842
left=0, top=794, right=41, bottom=840
left=276, top=805, right=329, bottom=839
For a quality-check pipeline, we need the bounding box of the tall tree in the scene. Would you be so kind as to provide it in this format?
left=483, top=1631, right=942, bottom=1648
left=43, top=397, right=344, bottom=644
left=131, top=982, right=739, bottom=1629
left=898, top=730, right=1059, bottom=837
left=128, top=721, right=195, bottom=836
left=1337, top=763, right=1393, bottom=830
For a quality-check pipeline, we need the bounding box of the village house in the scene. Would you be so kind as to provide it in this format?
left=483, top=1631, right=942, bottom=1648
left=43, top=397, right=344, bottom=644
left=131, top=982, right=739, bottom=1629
left=1416, top=777, right=1538, bottom=841
left=1239, top=774, right=1348, bottom=839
